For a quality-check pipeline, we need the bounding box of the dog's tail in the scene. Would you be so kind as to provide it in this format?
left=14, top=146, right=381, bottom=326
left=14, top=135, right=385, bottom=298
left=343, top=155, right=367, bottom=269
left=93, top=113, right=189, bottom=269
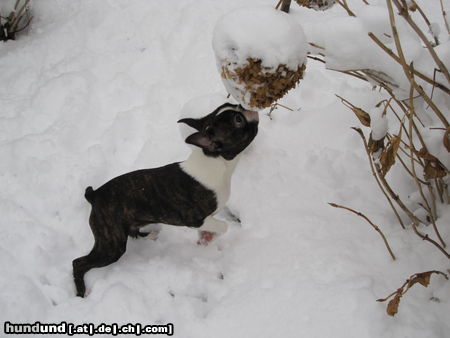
left=84, top=186, right=96, bottom=204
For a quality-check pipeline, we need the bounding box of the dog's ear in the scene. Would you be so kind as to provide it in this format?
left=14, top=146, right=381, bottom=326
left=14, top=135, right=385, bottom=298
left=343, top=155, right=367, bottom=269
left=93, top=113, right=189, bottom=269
left=178, top=118, right=203, bottom=131
left=185, top=132, right=216, bottom=152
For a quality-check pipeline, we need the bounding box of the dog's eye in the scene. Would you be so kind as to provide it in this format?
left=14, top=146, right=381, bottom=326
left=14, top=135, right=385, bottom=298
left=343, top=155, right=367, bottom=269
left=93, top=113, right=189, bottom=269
left=233, top=113, right=245, bottom=128
left=205, top=126, right=214, bottom=138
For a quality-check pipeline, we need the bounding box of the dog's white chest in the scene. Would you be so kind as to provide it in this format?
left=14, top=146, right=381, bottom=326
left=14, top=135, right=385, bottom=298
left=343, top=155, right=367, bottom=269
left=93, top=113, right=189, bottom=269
left=180, top=149, right=239, bottom=212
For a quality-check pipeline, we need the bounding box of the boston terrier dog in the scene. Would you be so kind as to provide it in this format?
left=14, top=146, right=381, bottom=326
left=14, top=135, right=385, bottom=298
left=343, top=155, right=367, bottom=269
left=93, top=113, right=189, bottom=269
left=72, top=103, right=259, bottom=297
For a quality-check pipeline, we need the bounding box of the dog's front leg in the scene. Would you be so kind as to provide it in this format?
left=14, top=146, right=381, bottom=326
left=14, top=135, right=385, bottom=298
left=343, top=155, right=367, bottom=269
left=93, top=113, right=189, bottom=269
left=197, top=216, right=228, bottom=245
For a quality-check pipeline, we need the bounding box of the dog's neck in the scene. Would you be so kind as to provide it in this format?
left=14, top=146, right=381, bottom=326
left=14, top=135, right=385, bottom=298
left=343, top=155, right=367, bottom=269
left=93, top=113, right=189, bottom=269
left=180, top=148, right=240, bottom=212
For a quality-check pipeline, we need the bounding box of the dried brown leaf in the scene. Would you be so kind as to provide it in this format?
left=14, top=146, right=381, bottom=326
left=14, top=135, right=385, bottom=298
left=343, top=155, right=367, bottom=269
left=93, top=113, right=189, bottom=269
left=380, top=135, right=401, bottom=176
left=378, top=271, right=448, bottom=317
left=415, top=147, right=438, bottom=161
left=424, top=160, right=447, bottom=179
left=407, top=271, right=432, bottom=288
left=352, top=107, right=371, bottom=127
left=222, top=58, right=305, bottom=109
left=386, top=293, right=401, bottom=316
left=413, top=147, right=448, bottom=179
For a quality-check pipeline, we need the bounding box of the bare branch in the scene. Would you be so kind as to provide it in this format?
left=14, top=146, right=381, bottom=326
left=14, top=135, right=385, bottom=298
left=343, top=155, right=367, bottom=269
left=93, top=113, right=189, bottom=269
left=411, top=0, right=439, bottom=45
left=406, top=65, right=446, bottom=248
left=328, top=203, right=396, bottom=260
left=336, top=0, right=356, bottom=16
left=385, top=0, right=449, bottom=128
left=392, top=0, right=450, bottom=85
left=275, top=0, right=283, bottom=10
left=440, top=0, right=450, bottom=35
left=368, top=33, right=450, bottom=96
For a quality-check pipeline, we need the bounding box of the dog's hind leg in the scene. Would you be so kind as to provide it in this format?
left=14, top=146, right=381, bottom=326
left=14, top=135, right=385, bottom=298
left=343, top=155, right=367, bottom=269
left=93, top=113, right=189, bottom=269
left=72, top=212, right=127, bottom=297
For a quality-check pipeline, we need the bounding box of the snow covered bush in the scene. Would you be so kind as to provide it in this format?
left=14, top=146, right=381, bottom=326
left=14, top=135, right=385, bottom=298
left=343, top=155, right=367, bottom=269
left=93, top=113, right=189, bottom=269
left=0, top=0, right=32, bottom=41
left=212, top=6, right=307, bottom=110
left=307, top=0, right=450, bottom=315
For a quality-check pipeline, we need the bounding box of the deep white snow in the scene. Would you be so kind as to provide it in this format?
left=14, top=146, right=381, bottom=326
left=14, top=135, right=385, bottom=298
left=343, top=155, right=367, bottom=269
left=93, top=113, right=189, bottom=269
left=1, top=1, right=449, bottom=337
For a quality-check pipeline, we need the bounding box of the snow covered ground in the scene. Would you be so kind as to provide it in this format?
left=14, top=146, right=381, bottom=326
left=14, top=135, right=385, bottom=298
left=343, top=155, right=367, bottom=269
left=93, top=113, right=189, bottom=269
left=1, top=0, right=449, bottom=337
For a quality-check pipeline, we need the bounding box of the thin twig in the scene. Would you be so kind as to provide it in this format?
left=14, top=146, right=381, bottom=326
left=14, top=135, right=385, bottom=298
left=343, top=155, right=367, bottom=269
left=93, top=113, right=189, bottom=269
left=397, top=143, right=424, bottom=167
left=407, top=65, right=446, bottom=248
left=411, top=223, right=450, bottom=259
left=383, top=3, right=449, bottom=128
left=14, top=15, right=32, bottom=33
left=411, top=0, right=439, bottom=46
left=307, top=55, right=325, bottom=63
left=392, top=0, right=450, bottom=85
left=440, top=0, right=450, bottom=35
left=308, top=42, right=326, bottom=50
left=394, top=148, right=428, bottom=184
left=352, top=127, right=406, bottom=229
left=426, top=183, right=438, bottom=219
left=445, top=181, right=450, bottom=205
left=275, top=0, right=283, bottom=10
left=334, top=69, right=369, bottom=82
left=276, top=103, right=294, bottom=111
left=435, top=178, right=444, bottom=204
left=336, top=0, right=356, bottom=16
left=266, top=102, right=295, bottom=120
left=368, top=33, right=450, bottom=96
left=10, top=0, right=30, bottom=32
left=308, top=55, right=371, bottom=82
left=328, top=203, right=396, bottom=260
left=427, top=68, right=440, bottom=107
left=387, top=101, right=412, bottom=139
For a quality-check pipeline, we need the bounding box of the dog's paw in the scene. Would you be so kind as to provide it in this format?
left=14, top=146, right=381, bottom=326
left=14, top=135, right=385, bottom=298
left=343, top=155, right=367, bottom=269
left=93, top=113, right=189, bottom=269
left=197, top=231, right=216, bottom=246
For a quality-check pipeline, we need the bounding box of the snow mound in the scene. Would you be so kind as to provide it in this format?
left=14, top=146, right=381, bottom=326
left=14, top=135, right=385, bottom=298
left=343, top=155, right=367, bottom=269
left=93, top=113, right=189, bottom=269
left=212, top=6, right=307, bottom=109
left=213, top=6, right=307, bottom=70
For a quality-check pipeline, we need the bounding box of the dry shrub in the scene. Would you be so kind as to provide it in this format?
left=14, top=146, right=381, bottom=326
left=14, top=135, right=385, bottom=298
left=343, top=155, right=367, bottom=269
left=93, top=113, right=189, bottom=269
left=221, top=58, right=306, bottom=109
left=295, top=0, right=336, bottom=11
left=0, top=0, right=32, bottom=42
left=319, top=0, right=450, bottom=316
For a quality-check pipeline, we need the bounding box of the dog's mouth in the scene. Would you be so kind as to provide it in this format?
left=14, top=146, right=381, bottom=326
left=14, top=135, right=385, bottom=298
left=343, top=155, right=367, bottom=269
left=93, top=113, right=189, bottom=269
left=237, top=106, right=259, bottom=122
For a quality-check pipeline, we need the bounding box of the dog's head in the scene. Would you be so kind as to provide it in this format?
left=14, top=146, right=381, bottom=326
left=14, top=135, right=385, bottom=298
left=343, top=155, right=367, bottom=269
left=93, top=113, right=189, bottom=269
left=178, top=103, right=259, bottom=160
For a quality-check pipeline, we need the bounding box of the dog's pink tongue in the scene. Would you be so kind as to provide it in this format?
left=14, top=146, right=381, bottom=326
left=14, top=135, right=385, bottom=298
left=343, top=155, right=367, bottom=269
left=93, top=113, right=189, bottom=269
left=197, top=231, right=216, bottom=246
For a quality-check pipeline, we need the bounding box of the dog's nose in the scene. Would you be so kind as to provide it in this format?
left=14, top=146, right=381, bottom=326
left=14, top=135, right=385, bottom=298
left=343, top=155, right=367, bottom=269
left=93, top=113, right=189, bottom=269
left=242, top=109, right=259, bottom=122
